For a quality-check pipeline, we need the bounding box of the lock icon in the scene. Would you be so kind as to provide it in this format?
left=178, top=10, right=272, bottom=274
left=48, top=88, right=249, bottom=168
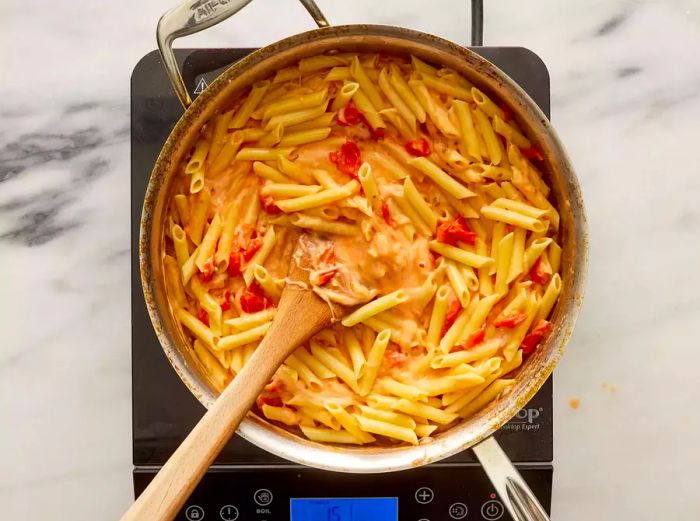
left=185, top=505, right=205, bottom=520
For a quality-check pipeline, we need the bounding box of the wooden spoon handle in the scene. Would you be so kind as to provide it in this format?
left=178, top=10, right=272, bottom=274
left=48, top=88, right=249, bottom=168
left=120, top=282, right=336, bottom=521
left=121, top=238, right=341, bottom=521
left=120, top=343, right=278, bottom=521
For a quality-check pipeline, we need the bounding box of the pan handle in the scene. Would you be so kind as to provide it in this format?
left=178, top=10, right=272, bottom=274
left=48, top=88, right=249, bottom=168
left=473, top=436, right=550, bottom=521
left=157, top=0, right=329, bottom=109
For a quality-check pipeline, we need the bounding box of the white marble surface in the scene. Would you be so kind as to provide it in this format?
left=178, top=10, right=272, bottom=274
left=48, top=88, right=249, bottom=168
left=2, top=0, right=700, bottom=519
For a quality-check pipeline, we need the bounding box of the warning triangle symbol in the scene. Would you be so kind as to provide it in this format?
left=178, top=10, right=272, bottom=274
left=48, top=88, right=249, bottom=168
left=194, top=77, right=208, bottom=95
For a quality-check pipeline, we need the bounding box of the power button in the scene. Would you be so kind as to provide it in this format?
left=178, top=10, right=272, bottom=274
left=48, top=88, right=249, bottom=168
left=481, top=499, right=505, bottom=520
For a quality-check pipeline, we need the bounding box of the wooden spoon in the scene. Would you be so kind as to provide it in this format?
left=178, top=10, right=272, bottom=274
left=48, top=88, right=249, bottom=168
left=121, top=239, right=345, bottom=521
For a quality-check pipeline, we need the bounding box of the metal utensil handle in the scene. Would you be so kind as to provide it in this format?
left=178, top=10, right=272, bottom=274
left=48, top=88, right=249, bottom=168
left=157, top=0, right=329, bottom=108
left=473, top=437, right=550, bottom=521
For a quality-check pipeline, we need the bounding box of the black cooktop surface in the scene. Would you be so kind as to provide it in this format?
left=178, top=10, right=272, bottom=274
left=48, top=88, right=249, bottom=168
left=130, top=47, right=553, bottom=468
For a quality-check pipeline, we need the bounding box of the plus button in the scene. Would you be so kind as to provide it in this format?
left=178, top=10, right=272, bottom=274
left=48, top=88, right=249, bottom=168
left=415, top=487, right=435, bottom=504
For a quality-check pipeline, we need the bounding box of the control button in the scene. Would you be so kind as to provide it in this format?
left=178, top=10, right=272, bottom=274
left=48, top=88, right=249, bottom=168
left=185, top=505, right=205, bottom=520
left=414, top=487, right=434, bottom=504
left=219, top=505, right=239, bottom=521
left=253, top=488, right=273, bottom=506
left=481, top=499, right=505, bottom=520
left=448, top=502, right=468, bottom=519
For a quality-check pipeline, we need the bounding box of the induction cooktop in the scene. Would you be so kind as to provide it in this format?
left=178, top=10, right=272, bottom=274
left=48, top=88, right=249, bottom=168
left=131, top=45, right=553, bottom=521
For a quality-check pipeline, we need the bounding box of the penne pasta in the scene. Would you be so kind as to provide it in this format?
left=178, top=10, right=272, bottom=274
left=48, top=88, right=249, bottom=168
left=242, top=226, right=277, bottom=285
left=431, top=339, right=502, bottom=368
left=253, top=265, right=282, bottom=299
left=358, top=329, right=391, bottom=396
left=276, top=155, right=314, bottom=184
left=472, top=106, right=502, bottom=165
left=299, top=55, right=347, bottom=73
left=264, top=102, right=329, bottom=130
left=324, top=66, right=351, bottom=82
left=342, top=291, right=410, bottom=327
left=351, top=88, right=385, bottom=130
left=507, top=227, right=527, bottom=283
left=408, top=79, right=460, bottom=138
left=195, top=214, right=223, bottom=272
left=210, top=131, right=244, bottom=175
left=536, top=273, right=562, bottom=323
left=331, top=81, right=359, bottom=112
left=262, top=88, right=327, bottom=119
left=408, top=157, right=475, bottom=199
left=187, top=188, right=210, bottom=246
left=445, top=261, right=471, bottom=307
left=300, top=426, right=363, bottom=445
left=296, top=346, right=336, bottom=380
left=324, top=403, right=376, bottom=443
left=354, top=414, right=418, bottom=445
left=429, top=241, right=495, bottom=269
left=411, top=55, right=438, bottom=76
left=224, top=308, right=275, bottom=331
left=481, top=205, right=547, bottom=233
left=458, top=379, right=514, bottom=418
left=493, top=115, right=531, bottom=148
left=162, top=51, right=565, bottom=447
left=426, top=285, right=451, bottom=349
left=403, top=177, right=438, bottom=232
left=378, top=67, right=417, bottom=131
left=523, top=237, right=553, bottom=273
left=343, top=328, right=366, bottom=379
left=237, top=147, right=294, bottom=162
left=278, top=127, right=331, bottom=147
left=193, top=339, right=229, bottom=391
left=177, top=307, right=217, bottom=350
left=419, top=72, right=473, bottom=100
left=311, top=343, right=360, bottom=393
left=186, top=138, right=210, bottom=175
left=350, top=56, right=387, bottom=110
left=290, top=213, right=358, bottom=236
left=229, top=80, right=271, bottom=129
left=262, top=404, right=300, bottom=426
left=276, top=180, right=360, bottom=213
left=470, top=87, right=506, bottom=120
left=272, top=66, right=299, bottom=84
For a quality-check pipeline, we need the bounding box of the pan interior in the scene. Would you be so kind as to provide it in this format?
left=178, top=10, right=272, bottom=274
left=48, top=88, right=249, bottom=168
left=139, top=25, right=587, bottom=473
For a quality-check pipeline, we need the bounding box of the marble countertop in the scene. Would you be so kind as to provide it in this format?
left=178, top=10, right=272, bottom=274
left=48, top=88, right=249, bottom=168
left=2, top=0, right=699, bottom=519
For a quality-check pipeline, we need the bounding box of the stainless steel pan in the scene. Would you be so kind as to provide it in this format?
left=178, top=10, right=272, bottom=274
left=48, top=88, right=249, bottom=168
left=140, top=1, right=588, bottom=519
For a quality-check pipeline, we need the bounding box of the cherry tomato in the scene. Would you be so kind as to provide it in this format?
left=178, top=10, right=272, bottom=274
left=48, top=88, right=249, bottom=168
left=197, top=308, right=209, bottom=327
left=228, top=247, right=242, bottom=277
left=442, top=300, right=462, bottom=335
left=220, top=291, right=231, bottom=311
left=529, top=257, right=552, bottom=285
left=316, top=268, right=337, bottom=286
left=493, top=311, right=528, bottom=328
left=404, top=138, right=431, bottom=157
left=381, top=202, right=394, bottom=226
left=243, top=237, right=263, bottom=261
left=521, top=320, right=552, bottom=354
left=521, top=146, right=544, bottom=162
left=436, top=216, right=477, bottom=246
left=240, top=282, right=269, bottom=313
left=259, top=193, right=281, bottom=214
left=329, top=141, right=362, bottom=177
left=498, top=103, right=512, bottom=122
left=460, top=325, right=486, bottom=349
left=336, top=101, right=364, bottom=126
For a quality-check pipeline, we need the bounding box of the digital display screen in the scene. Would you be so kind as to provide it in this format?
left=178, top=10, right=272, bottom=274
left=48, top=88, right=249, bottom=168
left=290, top=497, right=398, bottom=521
